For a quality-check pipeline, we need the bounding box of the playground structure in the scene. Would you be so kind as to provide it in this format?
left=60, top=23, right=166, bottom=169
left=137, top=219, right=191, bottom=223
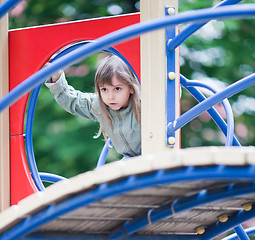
left=1, top=0, right=255, bottom=239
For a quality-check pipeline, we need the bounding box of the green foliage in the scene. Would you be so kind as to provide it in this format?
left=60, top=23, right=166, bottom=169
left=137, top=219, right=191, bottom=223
left=9, top=0, right=255, bottom=178
left=9, top=0, right=139, bottom=28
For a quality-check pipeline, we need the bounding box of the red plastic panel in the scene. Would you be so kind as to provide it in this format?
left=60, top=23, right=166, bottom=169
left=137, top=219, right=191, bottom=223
left=10, top=135, right=38, bottom=204
left=9, top=13, right=140, bottom=204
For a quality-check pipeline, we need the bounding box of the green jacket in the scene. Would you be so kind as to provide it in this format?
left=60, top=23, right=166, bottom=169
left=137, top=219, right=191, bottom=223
left=45, top=71, right=141, bottom=158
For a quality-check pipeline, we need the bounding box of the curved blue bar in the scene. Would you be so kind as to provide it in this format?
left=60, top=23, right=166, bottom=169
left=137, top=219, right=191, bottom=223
left=3, top=165, right=255, bottom=240
left=1, top=4, right=255, bottom=113
left=168, top=73, right=255, bottom=134
left=25, top=83, right=45, bottom=191
left=25, top=42, right=138, bottom=189
left=0, top=0, right=22, bottom=19
left=200, top=210, right=255, bottom=240
left=104, top=47, right=140, bottom=83
left=222, top=226, right=255, bottom=240
left=180, top=75, right=240, bottom=146
left=96, top=139, right=112, bottom=168
left=50, top=41, right=140, bottom=82
left=168, top=0, right=243, bottom=52
left=181, top=76, right=235, bottom=146
left=233, top=225, right=250, bottom=240
left=39, top=172, right=67, bottom=184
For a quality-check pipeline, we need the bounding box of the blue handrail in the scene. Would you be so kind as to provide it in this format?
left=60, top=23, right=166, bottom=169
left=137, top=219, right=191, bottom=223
left=168, top=73, right=255, bottom=134
left=1, top=5, right=255, bottom=114
left=180, top=75, right=240, bottom=146
left=0, top=0, right=22, bottom=19
left=39, top=172, right=67, bottom=184
left=25, top=83, right=45, bottom=191
left=222, top=226, right=255, bottom=240
left=233, top=225, right=250, bottom=240
left=180, top=75, right=237, bottom=146
left=49, top=41, right=140, bottom=82
left=96, top=139, right=112, bottom=168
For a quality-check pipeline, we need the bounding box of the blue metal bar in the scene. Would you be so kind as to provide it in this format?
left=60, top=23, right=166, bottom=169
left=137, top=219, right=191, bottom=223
left=96, top=139, right=112, bottom=168
left=166, top=7, right=177, bottom=145
left=222, top=226, right=255, bottom=240
left=200, top=210, right=255, bottom=240
left=180, top=75, right=235, bottom=146
left=0, top=0, right=22, bottom=19
left=3, top=164, right=255, bottom=240
left=25, top=83, right=45, bottom=191
left=39, top=172, right=67, bottom=184
left=1, top=4, right=255, bottom=113
left=180, top=75, right=240, bottom=146
left=50, top=41, right=140, bottom=83
left=168, top=73, right=255, bottom=134
left=168, top=0, right=243, bottom=52
left=233, top=225, right=250, bottom=240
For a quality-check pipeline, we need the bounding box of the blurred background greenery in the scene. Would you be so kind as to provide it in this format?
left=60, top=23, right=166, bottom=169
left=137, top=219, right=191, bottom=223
left=9, top=0, right=255, bottom=180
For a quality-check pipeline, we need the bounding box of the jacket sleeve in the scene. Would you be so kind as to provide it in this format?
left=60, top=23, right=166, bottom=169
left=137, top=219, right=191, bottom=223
left=45, top=71, right=100, bottom=122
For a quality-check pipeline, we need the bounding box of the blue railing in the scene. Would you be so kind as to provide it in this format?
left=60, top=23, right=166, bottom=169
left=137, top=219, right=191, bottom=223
left=168, top=73, right=255, bottom=135
left=0, top=0, right=22, bottom=18
left=38, top=172, right=67, bottom=184
left=222, top=226, right=255, bottom=240
left=180, top=75, right=241, bottom=147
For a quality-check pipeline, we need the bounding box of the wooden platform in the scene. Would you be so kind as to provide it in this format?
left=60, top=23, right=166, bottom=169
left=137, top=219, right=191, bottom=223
left=1, top=146, right=255, bottom=239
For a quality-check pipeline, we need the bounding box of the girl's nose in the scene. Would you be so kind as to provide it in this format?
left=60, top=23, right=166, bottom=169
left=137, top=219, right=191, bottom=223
left=108, top=91, right=115, bottom=100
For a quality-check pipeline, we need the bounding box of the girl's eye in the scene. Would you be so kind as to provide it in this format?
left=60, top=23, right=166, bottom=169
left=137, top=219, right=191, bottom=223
left=115, top=87, right=121, bottom=91
left=101, top=88, right=107, bottom=92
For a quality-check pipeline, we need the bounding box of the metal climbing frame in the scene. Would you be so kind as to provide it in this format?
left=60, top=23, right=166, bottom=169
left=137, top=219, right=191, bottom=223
left=1, top=0, right=255, bottom=239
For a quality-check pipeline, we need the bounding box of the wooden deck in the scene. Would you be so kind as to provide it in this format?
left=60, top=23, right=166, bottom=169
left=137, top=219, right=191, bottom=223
left=1, top=146, right=255, bottom=239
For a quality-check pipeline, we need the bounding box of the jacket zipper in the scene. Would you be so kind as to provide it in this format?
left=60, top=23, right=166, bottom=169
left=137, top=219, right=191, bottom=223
left=116, top=112, right=136, bottom=156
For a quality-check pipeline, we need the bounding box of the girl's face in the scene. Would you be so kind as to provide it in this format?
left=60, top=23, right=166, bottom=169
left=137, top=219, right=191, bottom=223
left=99, top=76, right=134, bottom=110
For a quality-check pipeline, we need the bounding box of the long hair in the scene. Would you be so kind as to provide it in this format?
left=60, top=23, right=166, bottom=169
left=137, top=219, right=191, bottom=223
left=95, top=55, right=141, bottom=129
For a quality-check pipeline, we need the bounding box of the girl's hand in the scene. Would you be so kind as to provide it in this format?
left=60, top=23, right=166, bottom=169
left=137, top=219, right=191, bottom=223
left=45, top=62, right=61, bottom=83
left=51, top=71, right=61, bottom=83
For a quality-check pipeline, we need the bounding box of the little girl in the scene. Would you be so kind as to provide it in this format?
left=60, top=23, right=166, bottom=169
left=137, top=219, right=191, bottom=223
left=45, top=55, right=141, bottom=159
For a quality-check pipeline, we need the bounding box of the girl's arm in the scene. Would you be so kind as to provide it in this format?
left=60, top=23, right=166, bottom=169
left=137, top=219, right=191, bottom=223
left=45, top=71, right=99, bottom=122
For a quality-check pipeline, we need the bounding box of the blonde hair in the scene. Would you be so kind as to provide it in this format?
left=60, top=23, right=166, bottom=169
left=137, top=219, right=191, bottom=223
left=95, top=55, right=141, bottom=130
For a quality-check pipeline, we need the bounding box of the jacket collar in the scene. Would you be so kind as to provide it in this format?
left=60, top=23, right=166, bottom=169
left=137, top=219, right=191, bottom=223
left=109, top=103, right=132, bottom=118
